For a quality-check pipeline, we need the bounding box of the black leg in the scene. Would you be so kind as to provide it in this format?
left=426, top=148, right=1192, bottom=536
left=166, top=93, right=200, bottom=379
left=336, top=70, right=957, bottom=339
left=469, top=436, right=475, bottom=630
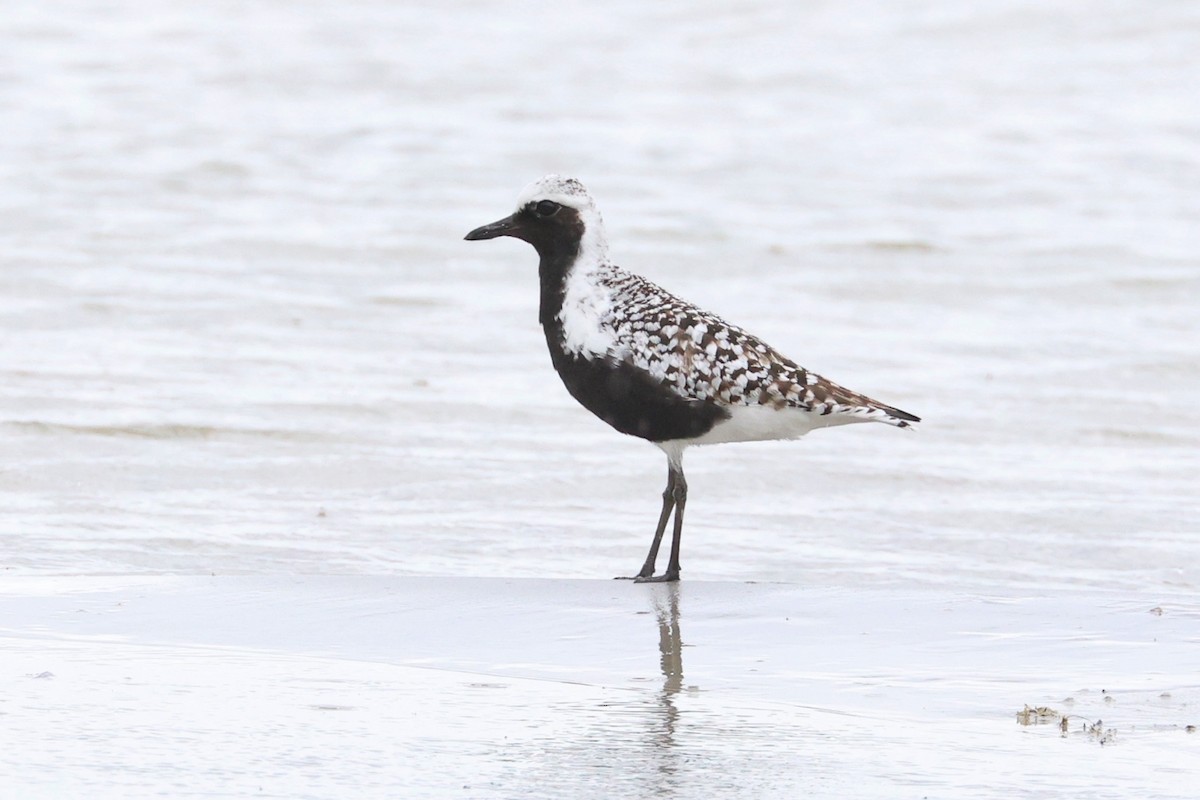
left=635, top=465, right=686, bottom=583
left=664, top=469, right=687, bottom=579
left=617, top=465, right=675, bottom=580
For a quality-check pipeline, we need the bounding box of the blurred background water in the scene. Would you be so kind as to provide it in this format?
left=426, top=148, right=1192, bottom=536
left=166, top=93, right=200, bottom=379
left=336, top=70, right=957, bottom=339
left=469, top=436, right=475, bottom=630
left=2, top=0, right=1197, bottom=591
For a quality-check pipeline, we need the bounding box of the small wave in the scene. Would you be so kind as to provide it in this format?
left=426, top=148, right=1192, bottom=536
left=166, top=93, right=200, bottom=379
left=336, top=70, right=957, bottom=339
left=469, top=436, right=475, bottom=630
left=1082, top=427, right=1199, bottom=447
left=368, top=295, right=446, bottom=307
left=863, top=240, right=937, bottom=252
left=825, top=240, right=939, bottom=253
left=4, top=420, right=330, bottom=442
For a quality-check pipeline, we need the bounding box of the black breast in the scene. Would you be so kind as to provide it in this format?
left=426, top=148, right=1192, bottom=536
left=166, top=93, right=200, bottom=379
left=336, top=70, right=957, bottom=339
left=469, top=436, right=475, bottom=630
left=530, top=215, right=728, bottom=443
left=544, top=340, right=729, bottom=443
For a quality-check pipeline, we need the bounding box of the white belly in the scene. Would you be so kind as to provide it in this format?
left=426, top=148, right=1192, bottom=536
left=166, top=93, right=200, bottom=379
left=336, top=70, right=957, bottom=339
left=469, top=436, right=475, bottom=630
left=686, top=405, right=839, bottom=446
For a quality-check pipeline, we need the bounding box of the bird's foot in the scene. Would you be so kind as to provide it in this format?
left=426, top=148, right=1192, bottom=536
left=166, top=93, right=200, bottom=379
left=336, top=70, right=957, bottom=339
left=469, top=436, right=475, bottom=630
left=614, top=562, right=659, bottom=580
left=632, top=571, right=679, bottom=584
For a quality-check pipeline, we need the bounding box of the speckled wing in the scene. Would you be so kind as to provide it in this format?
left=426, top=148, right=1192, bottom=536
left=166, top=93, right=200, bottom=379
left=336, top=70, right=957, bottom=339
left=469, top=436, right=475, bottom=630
left=601, top=269, right=918, bottom=427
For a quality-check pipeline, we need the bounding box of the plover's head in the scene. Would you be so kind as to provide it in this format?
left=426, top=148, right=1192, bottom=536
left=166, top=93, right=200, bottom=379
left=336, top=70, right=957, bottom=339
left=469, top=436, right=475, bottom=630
left=465, top=175, right=608, bottom=263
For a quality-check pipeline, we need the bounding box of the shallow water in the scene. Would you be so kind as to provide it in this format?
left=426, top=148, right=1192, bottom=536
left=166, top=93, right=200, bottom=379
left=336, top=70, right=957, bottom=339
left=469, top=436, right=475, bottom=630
left=3, top=578, right=1198, bottom=799
left=2, top=4, right=1198, bottom=584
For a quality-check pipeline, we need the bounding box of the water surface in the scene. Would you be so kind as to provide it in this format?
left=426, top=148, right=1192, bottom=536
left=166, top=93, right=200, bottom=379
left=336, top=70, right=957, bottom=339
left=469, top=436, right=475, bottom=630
left=2, top=0, right=1197, bottom=589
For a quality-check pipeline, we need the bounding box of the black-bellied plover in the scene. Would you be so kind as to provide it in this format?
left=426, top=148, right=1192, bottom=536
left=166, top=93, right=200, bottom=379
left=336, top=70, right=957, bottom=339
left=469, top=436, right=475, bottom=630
left=466, top=175, right=919, bottom=583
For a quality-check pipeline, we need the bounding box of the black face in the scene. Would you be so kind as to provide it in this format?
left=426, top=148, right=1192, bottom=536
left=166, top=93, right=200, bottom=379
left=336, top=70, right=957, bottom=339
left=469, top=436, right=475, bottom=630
left=465, top=200, right=585, bottom=260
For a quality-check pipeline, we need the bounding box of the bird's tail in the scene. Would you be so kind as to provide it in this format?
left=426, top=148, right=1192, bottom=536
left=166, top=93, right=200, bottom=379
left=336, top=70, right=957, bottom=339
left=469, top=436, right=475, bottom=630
left=810, top=374, right=920, bottom=429
left=875, top=404, right=920, bottom=429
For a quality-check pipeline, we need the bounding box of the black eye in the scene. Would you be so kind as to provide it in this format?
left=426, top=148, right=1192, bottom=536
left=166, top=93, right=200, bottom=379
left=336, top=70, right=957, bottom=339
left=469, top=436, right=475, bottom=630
left=534, top=200, right=561, bottom=217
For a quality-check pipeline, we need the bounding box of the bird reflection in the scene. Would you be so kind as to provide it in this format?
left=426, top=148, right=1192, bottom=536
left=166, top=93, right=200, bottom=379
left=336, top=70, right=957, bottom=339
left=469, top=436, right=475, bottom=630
left=650, top=583, right=683, bottom=770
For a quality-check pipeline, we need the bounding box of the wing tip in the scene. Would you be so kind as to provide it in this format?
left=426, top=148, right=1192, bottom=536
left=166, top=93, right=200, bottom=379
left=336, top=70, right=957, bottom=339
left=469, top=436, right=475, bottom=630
left=883, top=406, right=921, bottom=428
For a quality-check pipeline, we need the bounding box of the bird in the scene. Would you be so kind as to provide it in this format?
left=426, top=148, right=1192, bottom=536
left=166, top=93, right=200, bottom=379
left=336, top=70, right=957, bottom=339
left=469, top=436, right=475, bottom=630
left=465, top=175, right=919, bottom=583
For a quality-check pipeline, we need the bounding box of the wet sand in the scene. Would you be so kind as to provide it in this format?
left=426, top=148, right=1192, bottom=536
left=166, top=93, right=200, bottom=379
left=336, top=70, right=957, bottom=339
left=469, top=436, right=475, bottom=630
left=2, top=577, right=1196, bottom=798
